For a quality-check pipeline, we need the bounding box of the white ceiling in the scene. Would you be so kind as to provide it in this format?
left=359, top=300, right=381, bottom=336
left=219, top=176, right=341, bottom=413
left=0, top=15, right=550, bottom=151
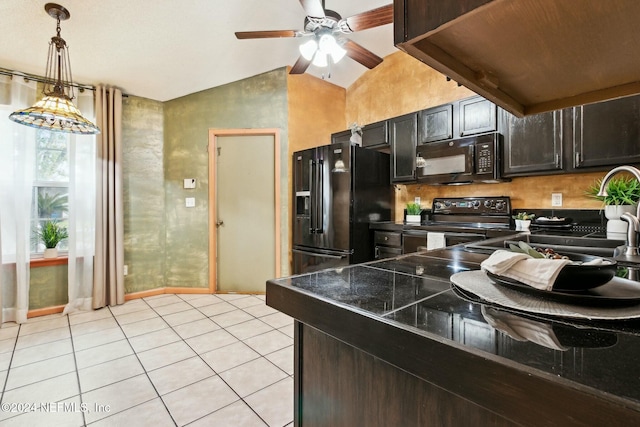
left=0, top=0, right=397, bottom=102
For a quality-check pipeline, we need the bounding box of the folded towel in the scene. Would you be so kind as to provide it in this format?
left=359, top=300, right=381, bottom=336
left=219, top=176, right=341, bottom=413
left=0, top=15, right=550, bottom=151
left=427, top=232, right=446, bottom=250
left=481, top=249, right=571, bottom=291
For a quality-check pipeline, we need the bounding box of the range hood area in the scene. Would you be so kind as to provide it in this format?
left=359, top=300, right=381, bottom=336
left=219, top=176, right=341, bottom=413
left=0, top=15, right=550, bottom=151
left=394, top=0, right=640, bottom=117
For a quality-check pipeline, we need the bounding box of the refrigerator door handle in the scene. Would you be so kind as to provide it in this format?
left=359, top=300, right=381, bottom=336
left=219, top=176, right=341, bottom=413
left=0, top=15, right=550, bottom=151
left=315, top=159, right=324, bottom=233
left=292, top=249, right=347, bottom=259
left=309, top=159, right=316, bottom=233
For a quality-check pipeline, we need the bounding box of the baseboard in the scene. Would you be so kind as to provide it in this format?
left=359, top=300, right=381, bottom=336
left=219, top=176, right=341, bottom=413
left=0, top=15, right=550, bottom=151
left=27, top=286, right=213, bottom=318
left=27, top=305, right=66, bottom=318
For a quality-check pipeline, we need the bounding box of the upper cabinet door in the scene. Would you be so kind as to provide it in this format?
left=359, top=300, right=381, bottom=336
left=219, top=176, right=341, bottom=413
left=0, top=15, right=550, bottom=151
left=573, top=95, right=640, bottom=169
left=501, top=109, right=563, bottom=177
left=331, top=130, right=352, bottom=145
left=390, top=113, right=418, bottom=183
left=418, top=104, right=453, bottom=144
left=458, top=96, right=497, bottom=137
left=361, top=120, right=389, bottom=149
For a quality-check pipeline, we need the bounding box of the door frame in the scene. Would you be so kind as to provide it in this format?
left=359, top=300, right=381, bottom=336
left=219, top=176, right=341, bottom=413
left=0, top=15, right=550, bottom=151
left=207, top=128, right=281, bottom=293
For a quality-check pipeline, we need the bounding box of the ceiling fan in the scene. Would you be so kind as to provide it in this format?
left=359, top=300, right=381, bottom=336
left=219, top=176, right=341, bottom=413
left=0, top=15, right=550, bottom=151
left=235, top=0, right=393, bottom=75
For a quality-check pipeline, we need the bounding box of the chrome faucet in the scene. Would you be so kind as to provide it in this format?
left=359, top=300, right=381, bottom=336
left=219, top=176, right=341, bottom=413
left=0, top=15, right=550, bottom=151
left=597, top=165, right=640, bottom=256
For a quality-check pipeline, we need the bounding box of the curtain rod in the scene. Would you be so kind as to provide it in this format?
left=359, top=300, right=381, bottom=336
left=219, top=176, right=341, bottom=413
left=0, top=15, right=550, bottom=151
left=0, top=67, right=129, bottom=97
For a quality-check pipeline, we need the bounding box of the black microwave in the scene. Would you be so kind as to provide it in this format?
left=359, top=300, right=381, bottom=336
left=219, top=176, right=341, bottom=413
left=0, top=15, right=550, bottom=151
left=415, top=133, right=507, bottom=185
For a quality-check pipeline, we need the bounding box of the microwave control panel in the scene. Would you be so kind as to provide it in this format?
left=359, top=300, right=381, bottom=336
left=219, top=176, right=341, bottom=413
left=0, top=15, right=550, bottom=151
left=475, top=141, right=494, bottom=174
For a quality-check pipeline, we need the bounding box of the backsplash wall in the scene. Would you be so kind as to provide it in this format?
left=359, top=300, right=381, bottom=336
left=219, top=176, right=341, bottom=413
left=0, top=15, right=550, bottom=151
left=396, top=172, right=606, bottom=220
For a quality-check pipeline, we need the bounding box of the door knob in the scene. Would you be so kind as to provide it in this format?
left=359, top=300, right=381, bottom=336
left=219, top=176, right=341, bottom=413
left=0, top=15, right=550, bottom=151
left=216, top=220, right=224, bottom=228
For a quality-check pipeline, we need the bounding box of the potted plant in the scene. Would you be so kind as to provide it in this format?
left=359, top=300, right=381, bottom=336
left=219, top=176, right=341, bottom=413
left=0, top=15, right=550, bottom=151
left=587, top=176, right=640, bottom=238
left=406, top=202, right=422, bottom=223
left=512, top=212, right=535, bottom=231
left=38, top=220, right=69, bottom=258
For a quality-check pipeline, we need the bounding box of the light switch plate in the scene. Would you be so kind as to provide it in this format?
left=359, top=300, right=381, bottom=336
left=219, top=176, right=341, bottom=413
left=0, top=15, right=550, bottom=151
left=183, top=178, right=196, bottom=189
left=414, top=197, right=421, bottom=205
left=185, top=197, right=195, bottom=207
left=551, top=193, right=563, bottom=207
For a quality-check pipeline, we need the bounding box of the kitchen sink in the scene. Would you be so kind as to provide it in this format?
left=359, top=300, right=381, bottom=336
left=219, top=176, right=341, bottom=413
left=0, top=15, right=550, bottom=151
left=465, top=234, right=626, bottom=257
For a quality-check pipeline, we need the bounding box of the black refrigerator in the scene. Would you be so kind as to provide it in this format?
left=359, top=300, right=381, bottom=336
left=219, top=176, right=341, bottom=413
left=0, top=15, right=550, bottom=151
left=293, top=141, right=392, bottom=274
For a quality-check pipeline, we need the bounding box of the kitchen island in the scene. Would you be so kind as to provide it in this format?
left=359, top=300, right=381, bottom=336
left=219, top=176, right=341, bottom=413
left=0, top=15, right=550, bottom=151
left=267, top=244, right=640, bottom=426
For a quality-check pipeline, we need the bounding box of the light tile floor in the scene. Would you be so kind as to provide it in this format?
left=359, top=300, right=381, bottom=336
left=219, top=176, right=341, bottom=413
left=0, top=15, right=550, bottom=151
left=0, top=294, right=294, bottom=426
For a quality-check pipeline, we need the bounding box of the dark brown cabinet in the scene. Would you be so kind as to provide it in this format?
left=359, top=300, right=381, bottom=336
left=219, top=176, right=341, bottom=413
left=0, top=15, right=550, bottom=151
left=418, top=104, right=453, bottom=144
left=331, top=129, right=351, bottom=145
left=458, top=96, right=497, bottom=137
left=374, top=231, right=402, bottom=260
left=390, top=113, right=418, bottom=182
left=501, top=109, right=563, bottom=176
left=361, top=120, right=389, bottom=149
left=572, top=95, right=640, bottom=169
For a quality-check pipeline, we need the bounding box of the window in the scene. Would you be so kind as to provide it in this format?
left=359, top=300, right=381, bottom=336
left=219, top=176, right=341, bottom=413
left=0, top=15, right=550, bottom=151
left=32, top=130, right=69, bottom=254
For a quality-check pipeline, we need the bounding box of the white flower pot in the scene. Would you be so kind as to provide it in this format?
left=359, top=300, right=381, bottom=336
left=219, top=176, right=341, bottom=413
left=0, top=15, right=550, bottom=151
left=406, top=214, right=422, bottom=224
left=515, top=219, right=531, bottom=231
left=605, top=204, right=636, bottom=239
left=43, top=248, right=58, bottom=259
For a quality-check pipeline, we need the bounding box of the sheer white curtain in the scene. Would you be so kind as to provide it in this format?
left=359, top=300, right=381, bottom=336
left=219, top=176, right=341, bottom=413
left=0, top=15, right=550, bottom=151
left=0, top=75, right=37, bottom=324
left=63, top=89, right=97, bottom=314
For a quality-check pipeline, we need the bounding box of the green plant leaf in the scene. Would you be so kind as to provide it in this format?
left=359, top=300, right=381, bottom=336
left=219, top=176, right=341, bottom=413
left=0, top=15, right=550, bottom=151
left=585, top=176, right=640, bottom=206
left=37, top=220, right=69, bottom=249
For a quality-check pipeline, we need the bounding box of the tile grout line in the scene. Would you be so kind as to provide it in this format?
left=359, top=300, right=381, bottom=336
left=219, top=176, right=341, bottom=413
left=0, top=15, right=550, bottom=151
left=0, top=324, right=21, bottom=406
left=0, top=294, right=292, bottom=426
left=172, top=294, right=276, bottom=427
left=65, top=312, right=88, bottom=427
left=105, top=299, right=179, bottom=427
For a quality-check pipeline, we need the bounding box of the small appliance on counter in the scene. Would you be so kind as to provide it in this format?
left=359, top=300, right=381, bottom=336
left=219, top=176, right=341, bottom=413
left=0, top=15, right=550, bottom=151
left=292, top=141, right=393, bottom=274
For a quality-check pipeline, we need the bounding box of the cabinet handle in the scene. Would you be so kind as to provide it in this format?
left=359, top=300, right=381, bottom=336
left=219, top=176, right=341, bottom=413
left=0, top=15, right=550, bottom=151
left=375, top=247, right=380, bottom=259
left=555, top=153, right=560, bottom=168
left=575, top=151, right=581, bottom=166
left=384, top=236, right=389, bottom=241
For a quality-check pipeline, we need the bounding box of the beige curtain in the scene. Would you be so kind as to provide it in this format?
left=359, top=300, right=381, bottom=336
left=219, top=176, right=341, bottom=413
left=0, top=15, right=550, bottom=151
left=93, top=86, right=125, bottom=308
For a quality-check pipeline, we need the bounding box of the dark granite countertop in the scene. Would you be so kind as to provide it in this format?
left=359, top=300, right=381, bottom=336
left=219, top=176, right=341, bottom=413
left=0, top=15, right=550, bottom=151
left=267, top=246, right=640, bottom=423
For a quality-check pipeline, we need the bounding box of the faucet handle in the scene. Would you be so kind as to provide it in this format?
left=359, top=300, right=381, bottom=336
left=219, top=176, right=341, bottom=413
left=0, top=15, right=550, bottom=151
left=619, top=212, right=640, bottom=256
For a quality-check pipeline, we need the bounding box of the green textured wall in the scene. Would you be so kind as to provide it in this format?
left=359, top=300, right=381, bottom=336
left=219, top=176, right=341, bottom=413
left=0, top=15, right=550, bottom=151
left=30, top=266, right=67, bottom=309
left=26, top=68, right=290, bottom=307
left=162, top=68, right=289, bottom=289
left=122, top=96, right=166, bottom=293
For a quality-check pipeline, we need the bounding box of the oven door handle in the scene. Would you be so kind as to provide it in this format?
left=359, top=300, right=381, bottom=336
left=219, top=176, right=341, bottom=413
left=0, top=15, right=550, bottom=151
left=443, top=232, right=486, bottom=238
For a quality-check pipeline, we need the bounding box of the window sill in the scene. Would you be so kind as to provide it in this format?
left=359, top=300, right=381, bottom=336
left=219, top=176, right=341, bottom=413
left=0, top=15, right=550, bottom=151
left=30, top=256, right=68, bottom=268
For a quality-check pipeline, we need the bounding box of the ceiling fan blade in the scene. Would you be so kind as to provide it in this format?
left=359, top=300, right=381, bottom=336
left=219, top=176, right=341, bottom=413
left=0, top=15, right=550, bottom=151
left=299, top=0, right=325, bottom=18
left=340, top=4, right=393, bottom=33
left=235, top=30, right=303, bottom=39
left=344, top=39, right=383, bottom=69
left=290, top=56, right=312, bottom=74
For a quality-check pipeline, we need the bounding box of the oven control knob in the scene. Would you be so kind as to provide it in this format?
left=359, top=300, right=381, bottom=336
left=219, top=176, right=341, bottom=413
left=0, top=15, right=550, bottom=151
left=444, top=200, right=452, bottom=207
left=434, top=202, right=444, bottom=210
left=495, top=201, right=505, bottom=211
left=472, top=200, right=481, bottom=208
left=484, top=200, right=492, bottom=208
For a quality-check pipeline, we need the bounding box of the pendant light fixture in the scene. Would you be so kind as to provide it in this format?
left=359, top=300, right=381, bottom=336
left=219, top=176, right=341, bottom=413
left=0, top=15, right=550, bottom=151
left=9, top=3, right=100, bottom=135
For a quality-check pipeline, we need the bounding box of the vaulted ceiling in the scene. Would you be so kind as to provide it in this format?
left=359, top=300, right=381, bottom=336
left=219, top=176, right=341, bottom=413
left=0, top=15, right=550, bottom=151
left=0, top=0, right=396, bottom=101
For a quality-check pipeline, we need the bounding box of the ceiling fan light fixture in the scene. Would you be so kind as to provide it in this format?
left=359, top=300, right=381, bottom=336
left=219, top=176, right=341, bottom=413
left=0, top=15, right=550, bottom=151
left=299, top=39, right=318, bottom=61
left=8, top=3, right=100, bottom=135
left=318, top=33, right=337, bottom=55
left=312, top=51, right=328, bottom=67
left=329, top=43, right=347, bottom=63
